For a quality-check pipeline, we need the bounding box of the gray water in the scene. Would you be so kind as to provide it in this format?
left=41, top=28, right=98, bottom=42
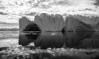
left=0, top=31, right=99, bottom=49
left=0, top=31, right=19, bottom=47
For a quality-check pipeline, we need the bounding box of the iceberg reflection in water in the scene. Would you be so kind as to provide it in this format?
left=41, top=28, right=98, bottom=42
left=19, top=32, right=64, bottom=49
left=19, top=31, right=99, bottom=49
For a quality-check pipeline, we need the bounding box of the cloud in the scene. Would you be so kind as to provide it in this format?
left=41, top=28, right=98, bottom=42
left=0, top=0, right=98, bottom=16
left=0, top=12, right=7, bottom=15
left=94, top=0, right=99, bottom=6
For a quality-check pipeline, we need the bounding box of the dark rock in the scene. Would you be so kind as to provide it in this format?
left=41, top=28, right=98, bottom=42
left=34, top=13, right=65, bottom=31
left=64, top=15, right=94, bottom=32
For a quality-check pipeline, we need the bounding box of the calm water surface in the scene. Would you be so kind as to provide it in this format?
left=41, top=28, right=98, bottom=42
left=0, top=31, right=99, bottom=49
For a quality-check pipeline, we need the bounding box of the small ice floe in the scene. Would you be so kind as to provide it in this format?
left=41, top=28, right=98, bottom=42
left=28, top=42, right=35, bottom=46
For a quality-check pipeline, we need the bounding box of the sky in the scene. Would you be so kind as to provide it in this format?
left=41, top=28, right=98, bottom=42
left=0, top=0, right=99, bottom=15
left=0, top=0, right=99, bottom=24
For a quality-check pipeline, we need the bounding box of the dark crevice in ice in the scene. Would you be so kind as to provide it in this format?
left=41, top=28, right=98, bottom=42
left=23, top=23, right=41, bottom=32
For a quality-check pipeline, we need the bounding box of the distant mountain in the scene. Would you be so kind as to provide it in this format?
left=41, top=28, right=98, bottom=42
left=0, top=22, right=19, bottom=28
left=0, top=22, right=18, bottom=25
left=0, top=28, right=19, bottom=31
left=25, top=12, right=36, bottom=16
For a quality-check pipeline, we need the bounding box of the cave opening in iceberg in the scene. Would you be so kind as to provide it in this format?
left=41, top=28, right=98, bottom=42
left=23, top=23, right=41, bottom=32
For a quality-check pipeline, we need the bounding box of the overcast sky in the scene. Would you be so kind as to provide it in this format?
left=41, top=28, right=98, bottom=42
left=0, top=0, right=99, bottom=23
left=0, top=0, right=99, bottom=15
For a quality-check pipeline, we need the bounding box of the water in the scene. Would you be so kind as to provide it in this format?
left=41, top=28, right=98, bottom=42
left=19, top=32, right=64, bottom=49
left=19, top=31, right=99, bottom=49
left=0, top=31, right=19, bottom=48
left=0, top=31, right=99, bottom=49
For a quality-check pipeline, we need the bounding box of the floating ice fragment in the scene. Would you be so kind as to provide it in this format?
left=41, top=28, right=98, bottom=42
left=28, top=42, right=35, bottom=46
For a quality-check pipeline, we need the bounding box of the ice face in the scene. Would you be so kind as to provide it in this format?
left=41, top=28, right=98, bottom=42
left=34, top=13, right=65, bottom=31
